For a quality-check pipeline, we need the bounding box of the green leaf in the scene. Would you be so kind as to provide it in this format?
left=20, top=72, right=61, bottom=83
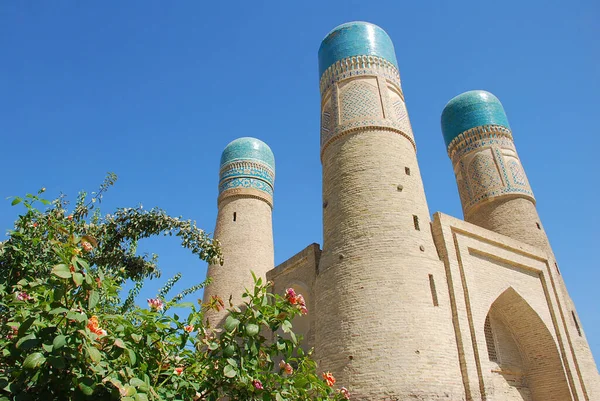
left=129, top=378, right=148, bottom=392
left=49, top=307, right=69, bottom=315
left=114, top=339, right=126, bottom=349
left=16, top=333, right=36, bottom=349
left=88, top=290, right=99, bottom=309
left=11, top=198, right=21, bottom=206
left=131, top=333, right=142, bottom=343
left=282, top=320, right=292, bottom=333
left=18, top=317, right=36, bottom=336
left=127, top=349, right=136, bottom=366
left=226, top=358, right=237, bottom=367
left=73, top=273, right=84, bottom=286
left=87, top=346, right=101, bottom=363
left=42, top=343, right=53, bottom=353
left=75, top=257, right=89, bottom=270
left=53, top=335, right=66, bottom=350
left=134, top=394, right=149, bottom=401
left=23, top=352, right=46, bottom=369
left=276, top=393, right=285, bottom=401
left=48, top=355, right=66, bottom=369
left=52, top=264, right=72, bottom=279
left=66, top=311, right=87, bottom=322
left=78, top=377, right=96, bottom=396
left=223, top=365, right=237, bottom=378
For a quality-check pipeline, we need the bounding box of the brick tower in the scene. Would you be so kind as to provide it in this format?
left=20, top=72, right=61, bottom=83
left=442, top=91, right=600, bottom=400
left=314, top=22, right=463, bottom=399
left=202, top=137, right=275, bottom=325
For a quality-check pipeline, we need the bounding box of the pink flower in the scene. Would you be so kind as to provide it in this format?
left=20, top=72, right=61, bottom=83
left=279, top=360, right=293, bottom=375
left=147, top=298, right=164, bottom=311
left=17, top=292, right=32, bottom=301
left=81, top=241, right=93, bottom=252
left=174, top=367, right=184, bottom=376
left=184, top=324, right=194, bottom=333
left=340, top=387, right=350, bottom=399
left=300, top=305, right=308, bottom=315
left=252, top=379, right=263, bottom=390
left=285, top=288, right=297, bottom=304
left=296, top=294, right=306, bottom=306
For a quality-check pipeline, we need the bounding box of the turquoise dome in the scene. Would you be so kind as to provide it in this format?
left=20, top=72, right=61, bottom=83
left=318, top=21, right=398, bottom=77
left=441, top=90, right=511, bottom=148
left=220, top=137, right=275, bottom=171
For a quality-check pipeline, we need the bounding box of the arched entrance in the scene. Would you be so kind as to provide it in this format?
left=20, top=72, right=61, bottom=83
left=483, top=287, right=572, bottom=400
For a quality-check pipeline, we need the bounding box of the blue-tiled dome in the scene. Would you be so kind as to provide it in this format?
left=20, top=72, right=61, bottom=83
left=220, top=137, right=275, bottom=171
left=318, top=21, right=398, bottom=77
left=441, top=90, right=511, bottom=148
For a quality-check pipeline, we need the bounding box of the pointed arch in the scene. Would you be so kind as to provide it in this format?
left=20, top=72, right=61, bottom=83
left=484, top=287, right=572, bottom=401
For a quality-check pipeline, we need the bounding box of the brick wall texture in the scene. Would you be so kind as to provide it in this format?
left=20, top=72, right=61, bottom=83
left=203, top=56, right=599, bottom=401
left=202, top=196, right=274, bottom=326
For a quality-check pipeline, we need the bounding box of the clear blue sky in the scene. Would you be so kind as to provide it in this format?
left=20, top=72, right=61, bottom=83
left=1, top=1, right=598, bottom=364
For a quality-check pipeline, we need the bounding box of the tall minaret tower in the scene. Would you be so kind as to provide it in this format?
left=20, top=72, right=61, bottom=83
left=202, top=137, right=275, bottom=325
left=314, top=22, right=463, bottom=399
left=442, top=90, right=600, bottom=399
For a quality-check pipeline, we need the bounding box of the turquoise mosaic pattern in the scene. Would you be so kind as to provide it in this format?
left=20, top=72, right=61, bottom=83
left=441, top=91, right=511, bottom=148
left=219, top=177, right=274, bottom=197
left=219, top=137, right=275, bottom=198
left=456, top=140, right=534, bottom=213
left=220, top=137, right=275, bottom=171
left=318, top=22, right=398, bottom=77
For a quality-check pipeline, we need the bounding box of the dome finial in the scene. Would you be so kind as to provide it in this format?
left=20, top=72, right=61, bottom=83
left=318, top=21, right=398, bottom=77
left=441, top=90, right=510, bottom=148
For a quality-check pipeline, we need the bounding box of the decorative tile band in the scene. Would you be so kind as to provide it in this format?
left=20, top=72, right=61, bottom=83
left=450, top=126, right=535, bottom=214
left=218, top=160, right=275, bottom=206
left=319, top=55, right=414, bottom=160
left=219, top=160, right=275, bottom=187
left=319, top=55, right=401, bottom=95
left=447, top=125, right=513, bottom=160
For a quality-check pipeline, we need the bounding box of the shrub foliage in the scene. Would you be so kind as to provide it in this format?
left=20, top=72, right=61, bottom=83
left=0, top=177, right=349, bottom=400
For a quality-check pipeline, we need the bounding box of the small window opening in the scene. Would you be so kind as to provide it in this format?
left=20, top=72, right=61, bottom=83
left=233, top=212, right=237, bottom=222
left=555, top=262, right=561, bottom=275
left=413, top=215, right=420, bottom=231
left=405, top=167, right=411, bottom=175
left=572, top=311, right=582, bottom=336
left=484, top=315, right=498, bottom=362
left=428, top=274, right=439, bottom=306
left=536, top=222, right=541, bottom=230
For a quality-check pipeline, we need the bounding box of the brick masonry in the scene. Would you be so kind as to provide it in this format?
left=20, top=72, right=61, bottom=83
left=204, top=21, right=599, bottom=401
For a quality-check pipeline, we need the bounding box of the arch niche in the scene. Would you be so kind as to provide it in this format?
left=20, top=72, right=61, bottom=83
left=483, top=287, right=572, bottom=401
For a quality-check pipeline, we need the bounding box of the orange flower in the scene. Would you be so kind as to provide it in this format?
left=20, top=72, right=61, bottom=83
left=81, top=241, right=93, bottom=252
left=174, top=367, right=184, bottom=376
left=184, top=324, right=194, bottom=333
left=87, top=316, right=107, bottom=337
left=322, top=371, right=336, bottom=387
left=279, top=360, right=294, bottom=375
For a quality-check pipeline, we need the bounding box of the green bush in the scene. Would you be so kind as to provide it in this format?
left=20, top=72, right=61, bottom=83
left=0, top=177, right=349, bottom=400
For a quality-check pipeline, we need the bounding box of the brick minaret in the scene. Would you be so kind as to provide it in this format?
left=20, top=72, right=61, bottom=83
left=442, top=90, right=600, bottom=399
left=202, top=137, right=275, bottom=325
left=314, top=22, right=463, bottom=399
